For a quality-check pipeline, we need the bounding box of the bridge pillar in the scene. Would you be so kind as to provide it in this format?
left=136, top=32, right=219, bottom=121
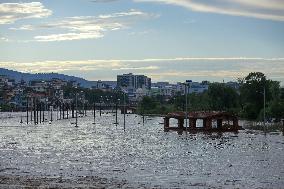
left=204, top=118, right=212, bottom=130
left=189, top=118, right=197, bottom=129
left=233, top=118, right=238, bottom=130
left=178, top=118, right=184, bottom=130
left=164, top=117, right=170, bottom=132
left=217, top=119, right=223, bottom=130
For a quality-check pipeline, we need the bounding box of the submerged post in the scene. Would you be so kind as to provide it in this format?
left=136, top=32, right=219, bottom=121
left=62, top=102, right=64, bottom=119
left=36, top=102, right=39, bottom=124
left=93, top=102, right=96, bottom=124
left=75, top=93, right=78, bottom=127
left=100, top=96, right=102, bottom=116
left=26, top=96, right=29, bottom=124
left=50, top=105, right=53, bottom=122
left=67, top=104, right=69, bottom=119
left=114, top=100, right=118, bottom=125
left=39, top=102, right=42, bottom=124
left=42, top=102, right=45, bottom=122
left=59, top=101, right=62, bottom=120
left=34, top=98, right=36, bottom=125
left=30, top=98, right=33, bottom=122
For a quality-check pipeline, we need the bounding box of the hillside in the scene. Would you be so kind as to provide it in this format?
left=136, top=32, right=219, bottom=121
left=0, top=68, right=96, bottom=88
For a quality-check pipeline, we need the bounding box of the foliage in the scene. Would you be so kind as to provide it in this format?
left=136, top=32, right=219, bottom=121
left=138, top=72, right=284, bottom=121
left=239, top=72, right=281, bottom=120
left=62, top=86, right=126, bottom=104
left=208, top=83, right=239, bottom=111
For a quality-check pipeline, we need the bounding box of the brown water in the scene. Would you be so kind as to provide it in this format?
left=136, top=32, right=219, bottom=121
left=0, top=111, right=284, bottom=188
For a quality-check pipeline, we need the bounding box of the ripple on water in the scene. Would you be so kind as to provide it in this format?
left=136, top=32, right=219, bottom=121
left=0, top=111, right=284, bottom=188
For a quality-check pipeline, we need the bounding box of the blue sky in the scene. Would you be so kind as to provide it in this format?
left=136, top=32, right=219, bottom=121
left=0, top=0, right=284, bottom=84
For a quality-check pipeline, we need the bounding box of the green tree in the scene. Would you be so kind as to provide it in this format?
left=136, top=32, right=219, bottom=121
left=137, top=96, right=159, bottom=114
left=239, top=72, right=281, bottom=120
left=207, top=83, right=239, bottom=111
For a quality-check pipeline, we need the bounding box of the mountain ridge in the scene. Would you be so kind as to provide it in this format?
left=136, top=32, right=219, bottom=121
left=0, top=68, right=95, bottom=88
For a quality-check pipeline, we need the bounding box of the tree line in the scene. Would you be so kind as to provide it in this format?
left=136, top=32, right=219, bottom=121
left=138, top=72, right=284, bottom=121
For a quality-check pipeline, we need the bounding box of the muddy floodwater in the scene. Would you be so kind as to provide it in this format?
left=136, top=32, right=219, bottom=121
left=0, top=111, right=284, bottom=188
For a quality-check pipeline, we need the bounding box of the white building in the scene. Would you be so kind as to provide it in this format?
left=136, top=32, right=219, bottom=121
left=177, top=81, right=209, bottom=94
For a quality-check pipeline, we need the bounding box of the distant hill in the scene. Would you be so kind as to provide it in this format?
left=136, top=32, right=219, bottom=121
left=0, top=68, right=96, bottom=88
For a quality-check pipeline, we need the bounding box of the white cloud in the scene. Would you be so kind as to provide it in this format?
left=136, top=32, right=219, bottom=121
left=112, top=66, right=159, bottom=70
left=0, top=2, right=52, bottom=25
left=34, top=32, right=104, bottom=42
left=135, top=0, right=284, bottom=21
left=12, top=9, right=156, bottom=41
left=1, top=57, right=284, bottom=84
left=0, top=36, right=9, bottom=42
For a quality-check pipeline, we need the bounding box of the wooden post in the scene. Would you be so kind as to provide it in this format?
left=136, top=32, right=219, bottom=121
left=42, top=102, right=45, bottom=122
left=39, top=102, right=42, bottom=123
left=26, top=97, right=29, bottom=124
left=114, top=102, right=118, bottom=124
left=72, top=103, right=74, bottom=118
left=50, top=105, right=53, bottom=122
left=59, top=102, right=62, bottom=120
left=93, top=102, right=96, bottom=124
left=30, top=98, right=33, bottom=122
left=61, top=102, right=65, bottom=119
left=66, top=104, right=69, bottom=119
left=36, top=102, right=39, bottom=124
left=100, top=102, right=102, bottom=116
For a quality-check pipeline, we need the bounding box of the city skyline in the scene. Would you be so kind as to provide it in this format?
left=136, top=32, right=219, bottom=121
left=0, top=0, right=284, bottom=84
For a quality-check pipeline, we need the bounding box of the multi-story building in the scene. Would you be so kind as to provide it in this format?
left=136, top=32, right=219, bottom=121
left=117, top=73, right=151, bottom=92
left=177, top=81, right=209, bottom=94
left=151, top=82, right=176, bottom=97
left=0, top=75, right=15, bottom=88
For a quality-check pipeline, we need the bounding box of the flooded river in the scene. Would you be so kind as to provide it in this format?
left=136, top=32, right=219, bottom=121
left=0, top=111, right=283, bottom=188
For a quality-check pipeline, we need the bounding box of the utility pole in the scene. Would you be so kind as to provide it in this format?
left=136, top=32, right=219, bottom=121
left=184, top=80, right=192, bottom=132
left=123, top=92, right=126, bottom=131
left=264, top=86, right=266, bottom=129
left=185, top=83, right=188, bottom=132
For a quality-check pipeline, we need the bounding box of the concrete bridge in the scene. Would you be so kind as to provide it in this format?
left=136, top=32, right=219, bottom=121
left=164, top=111, right=242, bottom=132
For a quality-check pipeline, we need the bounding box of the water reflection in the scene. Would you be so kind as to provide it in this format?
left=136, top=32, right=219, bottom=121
left=0, top=111, right=283, bottom=188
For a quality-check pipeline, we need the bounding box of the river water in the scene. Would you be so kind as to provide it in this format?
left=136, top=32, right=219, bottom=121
left=0, top=111, right=283, bottom=188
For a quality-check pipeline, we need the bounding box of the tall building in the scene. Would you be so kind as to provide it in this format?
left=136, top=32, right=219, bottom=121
left=117, top=73, right=151, bottom=92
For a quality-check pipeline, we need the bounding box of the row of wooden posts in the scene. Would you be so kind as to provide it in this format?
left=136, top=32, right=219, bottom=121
left=22, top=98, right=85, bottom=125
left=21, top=98, right=127, bottom=129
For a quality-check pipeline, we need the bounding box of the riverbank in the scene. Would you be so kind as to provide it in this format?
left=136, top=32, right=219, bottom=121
left=241, top=120, right=284, bottom=133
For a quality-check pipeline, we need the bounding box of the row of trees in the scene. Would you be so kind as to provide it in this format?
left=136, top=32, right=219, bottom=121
left=138, top=72, right=284, bottom=121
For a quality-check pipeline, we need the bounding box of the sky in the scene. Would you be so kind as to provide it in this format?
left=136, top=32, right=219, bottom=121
left=0, top=0, right=284, bottom=84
